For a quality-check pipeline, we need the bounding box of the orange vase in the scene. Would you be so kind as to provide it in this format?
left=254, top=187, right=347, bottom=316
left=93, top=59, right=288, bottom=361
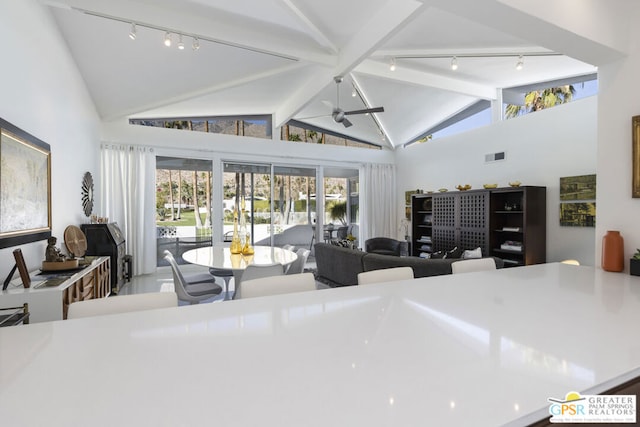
left=602, top=230, right=624, bottom=272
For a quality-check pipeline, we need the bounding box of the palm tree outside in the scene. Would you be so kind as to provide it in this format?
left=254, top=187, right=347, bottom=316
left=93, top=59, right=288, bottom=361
left=505, top=85, right=576, bottom=119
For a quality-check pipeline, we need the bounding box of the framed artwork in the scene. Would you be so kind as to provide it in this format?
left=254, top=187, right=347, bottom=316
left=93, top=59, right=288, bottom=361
left=560, top=202, right=596, bottom=227
left=559, top=174, right=596, bottom=200
left=633, top=116, right=640, bottom=198
left=405, top=190, right=417, bottom=205
left=0, top=117, right=51, bottom=248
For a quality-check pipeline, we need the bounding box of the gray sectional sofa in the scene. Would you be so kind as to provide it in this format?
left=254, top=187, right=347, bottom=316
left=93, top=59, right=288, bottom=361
left=314, top=242, right=503, bottom=287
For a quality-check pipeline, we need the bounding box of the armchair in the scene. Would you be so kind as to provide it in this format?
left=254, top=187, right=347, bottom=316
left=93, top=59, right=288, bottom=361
left=365, top=237, right=406, bottom=256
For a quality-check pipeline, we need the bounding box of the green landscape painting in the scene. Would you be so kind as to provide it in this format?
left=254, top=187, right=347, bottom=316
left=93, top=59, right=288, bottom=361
left=560, top=202, right=596, bottom=227
left=560, top=174, right=596, bottom=200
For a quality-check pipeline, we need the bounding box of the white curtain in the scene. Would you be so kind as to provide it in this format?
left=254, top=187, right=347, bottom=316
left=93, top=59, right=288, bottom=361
left=100, top=144, right=156, bottom=276
left=360, top=163, right=397, bottom=245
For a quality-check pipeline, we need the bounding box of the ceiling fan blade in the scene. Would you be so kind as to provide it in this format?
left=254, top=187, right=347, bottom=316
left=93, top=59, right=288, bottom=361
left=342, top=118, right=353, bottom=128
left=344, top=106, right=385, bottom=116
left=297, top=114, right=331, bottom=120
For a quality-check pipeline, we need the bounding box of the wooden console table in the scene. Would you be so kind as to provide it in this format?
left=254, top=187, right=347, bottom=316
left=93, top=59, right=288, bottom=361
left=0, top=256, right=110, bottom=323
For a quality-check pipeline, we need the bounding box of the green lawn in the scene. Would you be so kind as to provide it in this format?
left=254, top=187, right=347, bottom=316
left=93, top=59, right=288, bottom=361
left=157, top=210, right=205, bottom=227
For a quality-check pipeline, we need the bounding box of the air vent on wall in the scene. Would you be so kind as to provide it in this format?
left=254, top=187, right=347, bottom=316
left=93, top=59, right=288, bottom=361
left=485, top=151, right=506, bottom=163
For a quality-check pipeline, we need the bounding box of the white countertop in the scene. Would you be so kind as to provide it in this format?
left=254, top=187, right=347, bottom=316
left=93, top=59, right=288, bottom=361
left=2, top=263, right=640, bottom=426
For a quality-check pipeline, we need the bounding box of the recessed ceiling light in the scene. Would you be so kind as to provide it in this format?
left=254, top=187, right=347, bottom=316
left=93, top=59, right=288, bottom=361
left=451, top=56, right=458, bottom=71
left=129, top=23, right=136, bottom=40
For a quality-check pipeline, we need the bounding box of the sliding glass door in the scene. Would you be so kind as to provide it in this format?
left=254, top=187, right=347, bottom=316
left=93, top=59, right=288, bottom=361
left=223, top=163, right=316, bottom=247
left=322, top=168, right=359, bottom=246
left=222, top=162, right=271, bottom=244
left=155, top=156, right=213, bottom=265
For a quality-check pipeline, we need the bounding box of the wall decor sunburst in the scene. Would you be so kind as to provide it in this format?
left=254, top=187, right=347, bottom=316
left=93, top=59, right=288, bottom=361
left=81, top=171, right=94, bottom=217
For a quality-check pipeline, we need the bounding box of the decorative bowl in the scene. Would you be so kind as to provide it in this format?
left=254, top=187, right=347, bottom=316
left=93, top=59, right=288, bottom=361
left=438, top=188, right=448, bottom=193
left=509, top=181, right=522, bottom=187
left=456, top=184, right=472, bottom=191
left=483, top=183, right=498, bottom=189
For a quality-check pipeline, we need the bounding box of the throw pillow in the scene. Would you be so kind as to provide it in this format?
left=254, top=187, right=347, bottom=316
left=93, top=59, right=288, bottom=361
left=331, top=239, right=355, bottom=249
left=447, top=246, right=463, bottom=259
left=462, top=247, right=482, bottom=259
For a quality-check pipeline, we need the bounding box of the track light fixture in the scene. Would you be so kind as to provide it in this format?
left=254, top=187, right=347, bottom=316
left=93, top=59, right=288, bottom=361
left=516, top=55, right=524, bottom=71
left=76, top=9, right=299, bottom=60
left=389, top=57, right=396, bottom=72
left=450, top=56, right=458, bottom=71
left=177, top=34, right=185, bottom=50
left=129, top=22, right=136, bottom=40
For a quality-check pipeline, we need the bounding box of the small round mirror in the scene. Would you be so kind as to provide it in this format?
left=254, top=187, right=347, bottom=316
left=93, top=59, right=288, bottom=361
left=81, top=171, right=94, bottom=217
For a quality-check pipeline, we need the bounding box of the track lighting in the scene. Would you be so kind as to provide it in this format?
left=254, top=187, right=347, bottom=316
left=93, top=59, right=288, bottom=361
left=192, top=37, right=200, bottom=50
left=351, top=88, right=357, bottom=97
left=129, top=23, right=136, bottom=40
left=164, top=32, right=172, bottom=47
left=516, top=55, right=524, bottom=71
left=389, top=57, right=396, bottom=71
left=177, top=34, right=184, bottom=50
left=450, top=56, right=458, bottom=71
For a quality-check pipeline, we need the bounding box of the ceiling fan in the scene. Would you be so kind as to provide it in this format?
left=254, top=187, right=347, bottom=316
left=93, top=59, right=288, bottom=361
left=301, top=76, right=384, bottom=128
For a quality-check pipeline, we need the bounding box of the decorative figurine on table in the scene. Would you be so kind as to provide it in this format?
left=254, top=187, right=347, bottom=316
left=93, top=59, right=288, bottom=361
left=230, top=204, right=242, bottom=254
left=239, top=196, right=254, bottom=255
left=42, top=236, right=79, bottom=271
left=45, top=236, right=66, bottom=262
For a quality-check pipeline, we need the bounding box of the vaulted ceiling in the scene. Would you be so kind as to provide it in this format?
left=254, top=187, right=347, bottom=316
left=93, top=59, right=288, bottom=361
left=42, top=0, right=627, bottom=149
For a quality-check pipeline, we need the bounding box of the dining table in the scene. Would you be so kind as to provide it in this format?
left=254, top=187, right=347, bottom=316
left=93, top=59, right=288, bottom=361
left=182, top=245, right=297, bottom=298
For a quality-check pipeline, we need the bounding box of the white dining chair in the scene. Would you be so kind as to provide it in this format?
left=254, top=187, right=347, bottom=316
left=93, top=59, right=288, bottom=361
left=239, top=272, right=316, bottom=299
left=357, top=267, right=414, bottom=285
left=451, top=258, right=496, bottom=274
left=67, top=292, right=178, bottom=319
left=285, top=248, right=310, bottom=275
left=234, top=263, right=283, bottom=299
left=164, top=251, right=223, bottom=304
left=163, top=250, right=220, bottom=286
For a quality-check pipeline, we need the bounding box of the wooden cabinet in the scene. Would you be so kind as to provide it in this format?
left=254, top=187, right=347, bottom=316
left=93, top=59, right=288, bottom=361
left=411, top=194, right=433, bottom=257
left=410, top=186, right=546, bottom=266
left=82, top=223, right=125, bottom=293
left=432, top=190, right=490, bottom=256
left=489, top=186, right=546, bottom=267
left=0, top=257, right=110, bottom=322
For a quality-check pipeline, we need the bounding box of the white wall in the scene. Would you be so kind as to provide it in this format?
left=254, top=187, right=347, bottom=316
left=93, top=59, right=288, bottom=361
left=395, top=97, right=598, bottom=266
left=0, top=1, right=100, bottom=280
left=101, top=119, right=395, bottom=166
left=595, top=4, right=640, bottom=271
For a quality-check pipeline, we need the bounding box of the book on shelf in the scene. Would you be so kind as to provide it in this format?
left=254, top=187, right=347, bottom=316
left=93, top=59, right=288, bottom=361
left=502, top=226, right=521, bottom=232
left=420, top=236, right=432, bottom=242
left=500, top=240, right=523, bottom=252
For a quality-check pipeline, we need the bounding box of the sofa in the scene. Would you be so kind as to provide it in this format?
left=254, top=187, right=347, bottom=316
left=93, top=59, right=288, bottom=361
left=314, top=242, right=503, bottom=287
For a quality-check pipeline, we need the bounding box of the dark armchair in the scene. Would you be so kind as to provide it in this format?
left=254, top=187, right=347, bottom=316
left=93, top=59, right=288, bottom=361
left=365, top=237, right=407, bottom=256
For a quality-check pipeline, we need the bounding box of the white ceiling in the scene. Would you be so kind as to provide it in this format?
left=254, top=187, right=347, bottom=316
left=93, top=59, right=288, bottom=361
left=42, top=0, right=617, bottom=149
